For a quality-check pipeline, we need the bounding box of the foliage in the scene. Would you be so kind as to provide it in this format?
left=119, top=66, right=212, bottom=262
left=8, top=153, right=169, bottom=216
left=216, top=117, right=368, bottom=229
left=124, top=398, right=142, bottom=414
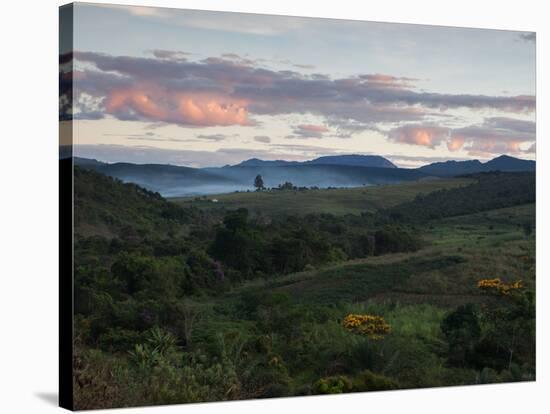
left=477, top=278, right=523, bottom=296
left=342, top=314, right=391, bottom=340
left=378, top=172, right=535, bottom=223
left=352, top=370, right=399, bottom=391
left=254, top=174, right=265, bottom=191
left=313, top=376, right=353, bottom=394
left=72, top=167, right=536, bottom=409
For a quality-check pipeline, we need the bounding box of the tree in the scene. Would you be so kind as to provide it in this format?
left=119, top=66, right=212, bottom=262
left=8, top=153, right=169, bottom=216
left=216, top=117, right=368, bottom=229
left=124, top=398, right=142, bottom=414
left=254, top=174, right=265, bottom=191
left=278, top=181, right=295, bottom=191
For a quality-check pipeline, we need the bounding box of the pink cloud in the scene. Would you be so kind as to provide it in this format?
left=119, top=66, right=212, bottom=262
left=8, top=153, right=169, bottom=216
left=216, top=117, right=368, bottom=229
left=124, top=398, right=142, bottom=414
left=104, top=86, right=252, bottom=127
left=447, top=135, right=466, bottom=151
left=298, top=124, right=329, bottom=133
left=67, top=51, right=536, bottom=129
left=359, top=74, right=417, bottom=89
left=288, top=124, right=330, bottom=138
left=386, top=117, right=535, bottom=156
left=387, top=125, right=450, bottom=148
left=452, top=117, right=535, bottom=156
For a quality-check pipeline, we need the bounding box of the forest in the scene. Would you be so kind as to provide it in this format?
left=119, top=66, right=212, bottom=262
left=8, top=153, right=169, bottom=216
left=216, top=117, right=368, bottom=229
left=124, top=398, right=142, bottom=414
left=72, top=167, right=536, bottom=409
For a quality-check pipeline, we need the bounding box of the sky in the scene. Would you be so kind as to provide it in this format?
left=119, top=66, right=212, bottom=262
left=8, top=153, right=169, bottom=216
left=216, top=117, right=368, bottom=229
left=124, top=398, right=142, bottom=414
left=59, top=3, right=536, bottom=168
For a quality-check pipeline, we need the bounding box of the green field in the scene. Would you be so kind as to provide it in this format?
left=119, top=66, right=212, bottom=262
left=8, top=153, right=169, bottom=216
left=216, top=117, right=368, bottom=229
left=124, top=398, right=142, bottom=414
left=74, top=170, right=536, bottom=409
left=172, top=177, right=473, bottom=216
left=224, top=202, right=535, bottom=306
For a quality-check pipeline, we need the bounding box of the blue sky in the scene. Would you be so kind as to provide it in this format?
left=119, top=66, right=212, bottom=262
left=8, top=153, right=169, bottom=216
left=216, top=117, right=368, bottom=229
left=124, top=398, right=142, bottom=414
left=61, top=3, right=536, bottom=167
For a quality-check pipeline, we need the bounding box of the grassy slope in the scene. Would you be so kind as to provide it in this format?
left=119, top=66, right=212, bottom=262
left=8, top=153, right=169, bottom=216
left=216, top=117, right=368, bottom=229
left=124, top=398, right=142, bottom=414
left=74, top=171, right=535, bottom=406
left=187, top=201, right=535, bottom=392
left=208, top=203, right=535, bottom=311
left=74, top=166, right=195, bottom=239
left=172, top=178, right=473, bottom=216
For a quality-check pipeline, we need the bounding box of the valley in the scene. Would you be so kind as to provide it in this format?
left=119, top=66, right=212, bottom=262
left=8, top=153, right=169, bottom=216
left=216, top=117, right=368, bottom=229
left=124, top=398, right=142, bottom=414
left=71, top=162, right=535, bottom=409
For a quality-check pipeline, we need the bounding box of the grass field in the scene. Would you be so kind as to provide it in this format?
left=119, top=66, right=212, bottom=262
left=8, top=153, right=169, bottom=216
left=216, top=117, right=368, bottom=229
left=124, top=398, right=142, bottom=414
left=179, top=198, right=535, bottom=395
left=172, top=177, right=473, bottom=216
left=208, top=202, right=535, bottom=310
left=179, top=176, right=535, bottom=311
left=74, top=170, right=536, bottom=408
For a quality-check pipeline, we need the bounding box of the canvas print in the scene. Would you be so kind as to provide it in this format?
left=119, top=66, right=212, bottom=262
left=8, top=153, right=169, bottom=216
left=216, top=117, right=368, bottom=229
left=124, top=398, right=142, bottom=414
left=59, top=3, right=536, bottom=410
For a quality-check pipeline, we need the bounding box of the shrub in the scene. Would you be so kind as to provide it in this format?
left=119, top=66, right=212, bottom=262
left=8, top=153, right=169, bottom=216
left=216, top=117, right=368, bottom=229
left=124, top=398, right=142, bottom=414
left=342, top=314, right=391, bottom=340
left=313, top=375, right=353, bottom=394
left=352, top=370, right=399, bottom=391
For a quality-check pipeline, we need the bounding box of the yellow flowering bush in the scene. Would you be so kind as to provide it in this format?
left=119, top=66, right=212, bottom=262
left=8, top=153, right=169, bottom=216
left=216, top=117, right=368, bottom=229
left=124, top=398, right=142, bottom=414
left=342, top=314, right=391, bottom=340
left=477, top=278, right=523, bottom=296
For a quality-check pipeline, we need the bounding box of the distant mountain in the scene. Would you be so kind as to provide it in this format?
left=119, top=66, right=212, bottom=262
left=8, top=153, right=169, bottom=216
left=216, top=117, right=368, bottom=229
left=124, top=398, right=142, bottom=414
left=235, top=154, right=396, bottom=169
left=74, top=154, right=535, bottom=197
left=418, top=155, right=535, bottom=177
left=75, top=156, right=423, bottom=197
left=74, top=158, right=243, bottom=197
left=484, top=155, right=536, bottom=172
left=73, top=157, right=106, bottom=168
left=234, top=158, right=300, bottom=167
left=213, top=164, right=425, bottom=190
left=307, top=154, right=397, bottom=169
left=417, top=159, right=484, bottom=176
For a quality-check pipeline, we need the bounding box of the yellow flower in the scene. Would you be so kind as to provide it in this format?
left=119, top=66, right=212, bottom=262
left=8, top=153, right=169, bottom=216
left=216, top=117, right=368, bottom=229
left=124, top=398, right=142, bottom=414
left=477, top=278, right=523, bottom=295
left=342, top=314, right=391, bottom=339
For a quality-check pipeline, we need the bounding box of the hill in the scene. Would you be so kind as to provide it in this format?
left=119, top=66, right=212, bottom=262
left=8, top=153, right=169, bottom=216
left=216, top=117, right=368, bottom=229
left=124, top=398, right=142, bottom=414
left=74, top=166, right=196, bottom=238
left=233, top=158, right=300, bottom=167
left=72, top=163, right=535, bottom=408
left=307, top=154, right=397, bottom=168
left=174, top=177, right=472, bottom=216
left=234, top=154, right=396, bottom=168
left=74, top=154, right=535, bottom=197
left=378, top=171, right=536, bottom=223
left=484, top=154, right=536, bottom=171
left=419, top=155, right=535, bottom=176
left=216, top=164, right=425, bottom=189
left=74, top=158, right=243, bottom=197
left=76, top=157, right=426, bottom=197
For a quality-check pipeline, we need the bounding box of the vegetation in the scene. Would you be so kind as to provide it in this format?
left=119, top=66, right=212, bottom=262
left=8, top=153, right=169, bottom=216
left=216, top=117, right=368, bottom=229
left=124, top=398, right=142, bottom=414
left=173, top=177, right=473, bottom=217
left=254, top=174, right=264, bottom=191
left=73, top=167, right=535, bottom=409
left=377, top=172, right=535, bottom=223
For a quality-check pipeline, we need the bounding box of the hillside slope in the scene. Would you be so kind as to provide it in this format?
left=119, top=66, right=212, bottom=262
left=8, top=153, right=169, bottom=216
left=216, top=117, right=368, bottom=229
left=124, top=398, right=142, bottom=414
left=74, top=166, right=196, bottom=238
left=419, top=155, right=535, bottom=176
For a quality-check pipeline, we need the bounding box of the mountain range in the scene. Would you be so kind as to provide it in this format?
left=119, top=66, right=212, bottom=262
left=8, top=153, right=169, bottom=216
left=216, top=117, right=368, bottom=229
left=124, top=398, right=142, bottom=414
left=74, top=154, right=535, bottom=197
left=234, top=154, right=397, bottom=169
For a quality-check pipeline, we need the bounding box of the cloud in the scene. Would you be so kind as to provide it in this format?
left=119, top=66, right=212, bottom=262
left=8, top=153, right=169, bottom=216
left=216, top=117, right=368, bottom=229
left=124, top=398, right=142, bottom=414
left=387, top=154, right=472, bottom=163
left=74, top=144, right=307, bottom=168
left=69, top=51, right=535, bottom=130
left=385, top=117, right=536, bottom=156
left=288, top=124, right=330, bottom=139
left=447, top=135, right=465, bottom=152
left=519, top=32, right=536, bottom=42
left=104, top=88, right=252, bottom=127
left=149, top=49, right=191, bottom=60
left=387, top=125, right=450, bottom=148
left=451, top=117, right=535, bottom=156
left=482, top=117, right=536, bottom=134
left=254, top=135, right=271, bottom=143
left=195, top=134, right=228, bottom=142
left=102, top=132, right=191, bottom=143
left=358, top=74, right=417, bottom=89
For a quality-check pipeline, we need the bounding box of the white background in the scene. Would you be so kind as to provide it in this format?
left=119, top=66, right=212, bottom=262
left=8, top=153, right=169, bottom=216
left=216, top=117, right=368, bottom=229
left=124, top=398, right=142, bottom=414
left=0, top=0, right=547, bottom=412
